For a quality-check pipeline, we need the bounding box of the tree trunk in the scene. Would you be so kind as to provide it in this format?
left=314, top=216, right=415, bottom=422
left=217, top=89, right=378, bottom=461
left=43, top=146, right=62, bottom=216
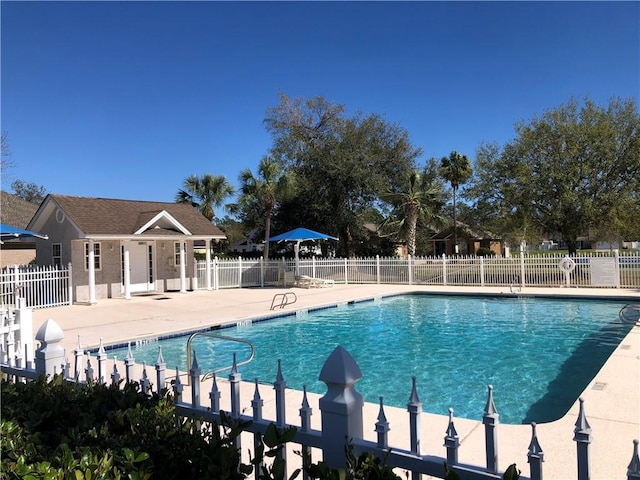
left=263, top=208, right=273, bottom=261
left=566, top=237, right=578, bottom=256
left=407, top=209, right=417, bottom=257
left=452, top=186, right=458, bottom=255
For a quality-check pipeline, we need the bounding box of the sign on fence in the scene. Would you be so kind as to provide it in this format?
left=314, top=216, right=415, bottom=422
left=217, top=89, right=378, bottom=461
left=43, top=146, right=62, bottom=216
left=590, top=257, right=618, bottom=287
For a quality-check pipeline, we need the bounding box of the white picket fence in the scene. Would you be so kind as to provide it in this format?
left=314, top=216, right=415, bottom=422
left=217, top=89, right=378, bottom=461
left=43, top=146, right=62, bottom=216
left=196, top=252, right=640, bottom=290
left=2, top=317, right=640, bottom=480
left=0, top=264, right=72, bottom=308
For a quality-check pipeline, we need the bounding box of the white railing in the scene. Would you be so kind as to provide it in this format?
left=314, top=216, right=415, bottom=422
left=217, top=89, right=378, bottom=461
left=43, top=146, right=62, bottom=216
left=195, top=252, right=640, bottom=290
left=0, top=298, right=33, bottom=367
left=2, top=318, right=640, bottom=480
left=0, top=264, right=72, bottom=308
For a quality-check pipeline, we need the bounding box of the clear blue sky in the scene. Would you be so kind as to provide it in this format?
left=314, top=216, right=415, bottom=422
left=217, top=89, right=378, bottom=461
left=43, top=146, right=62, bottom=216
left=2, top=1, right=638, bottom=206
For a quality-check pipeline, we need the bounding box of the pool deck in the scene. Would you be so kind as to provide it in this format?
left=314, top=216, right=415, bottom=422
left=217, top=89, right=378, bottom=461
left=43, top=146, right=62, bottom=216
left=30, top=284, right=640, bottom=479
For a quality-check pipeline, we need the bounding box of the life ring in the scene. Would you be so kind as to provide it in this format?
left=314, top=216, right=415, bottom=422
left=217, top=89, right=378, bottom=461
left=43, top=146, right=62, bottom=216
left=558, top=257, right=576, bottom=273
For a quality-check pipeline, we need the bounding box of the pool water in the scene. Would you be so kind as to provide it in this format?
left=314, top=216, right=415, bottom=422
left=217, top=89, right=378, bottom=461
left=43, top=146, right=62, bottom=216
left=106, top=294, right=632, bottom=424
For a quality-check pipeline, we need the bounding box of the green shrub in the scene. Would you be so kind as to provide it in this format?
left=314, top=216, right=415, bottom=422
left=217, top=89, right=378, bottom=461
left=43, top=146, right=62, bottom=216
left=476, top=247, right=496, bottom=257
left=1, top=374, right=249, bottom=480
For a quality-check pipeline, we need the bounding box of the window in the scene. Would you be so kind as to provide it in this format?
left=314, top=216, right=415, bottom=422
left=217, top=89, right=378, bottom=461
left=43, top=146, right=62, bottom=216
left=174, top=242, right=181, bottom=266
left=84, top=242, right=101, bottom=271
left=52, top=243, right=62, bottom=268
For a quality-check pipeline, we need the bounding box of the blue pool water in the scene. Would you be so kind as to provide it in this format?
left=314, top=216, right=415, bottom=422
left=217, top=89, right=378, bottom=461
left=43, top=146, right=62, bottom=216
left=106, top=294, right=632, bottom=424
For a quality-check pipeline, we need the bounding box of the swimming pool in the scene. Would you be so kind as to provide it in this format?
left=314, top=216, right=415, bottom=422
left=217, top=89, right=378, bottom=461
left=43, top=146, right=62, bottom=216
left=105, top=294, right=633, bottom=424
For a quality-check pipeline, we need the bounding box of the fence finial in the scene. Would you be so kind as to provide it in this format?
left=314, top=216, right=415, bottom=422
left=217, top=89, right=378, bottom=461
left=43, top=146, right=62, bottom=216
left=156, top=345, right=165, bottom=365
left=209, top=372, right=220, bottom=411
left=111, top=357, right=120, bottom=385
left=483, top=385, right=499, bottom=418
left=574, top=397, right=592, bottom=439
left=252, top=378, right=263, bottom=422
left=483, top=385, right=499, bottom=473
left=173, top=367, right=183, bottom=402
left=444, top=408, right=460, bottom=466
left=375, top=396, right=390, bottom=450
left=408, top=376, right=421, bottom=406
left=628, top=439, right=640, bottom=478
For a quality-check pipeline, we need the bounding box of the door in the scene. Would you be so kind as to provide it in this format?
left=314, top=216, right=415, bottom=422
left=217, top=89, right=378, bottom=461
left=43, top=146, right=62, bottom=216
left=124, top=241, right=154, bottom=293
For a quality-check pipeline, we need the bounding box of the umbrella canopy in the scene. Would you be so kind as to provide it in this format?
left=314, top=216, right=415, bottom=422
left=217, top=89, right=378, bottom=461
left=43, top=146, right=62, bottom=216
left=268, top=228, right=338, bottom=274
left=268, top=227, right=338, bottom=243
left=0, top=223, right=48, bottom=243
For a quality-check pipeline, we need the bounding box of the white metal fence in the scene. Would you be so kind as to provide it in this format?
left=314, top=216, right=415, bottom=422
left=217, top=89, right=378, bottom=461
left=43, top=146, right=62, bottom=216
left=0, top=264, right=72, bottom=308
left=2, top=318, right=640, bottom=480
left=196, top=252, right=640, bottom=290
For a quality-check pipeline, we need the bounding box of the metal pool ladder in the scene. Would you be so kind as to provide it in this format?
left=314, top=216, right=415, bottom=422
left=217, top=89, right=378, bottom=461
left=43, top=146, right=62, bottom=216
left=185, top=331, right=255, bottom=383
left=270, top=291, right=297, bottom=310
left=619, top=304, right=640, bottom=326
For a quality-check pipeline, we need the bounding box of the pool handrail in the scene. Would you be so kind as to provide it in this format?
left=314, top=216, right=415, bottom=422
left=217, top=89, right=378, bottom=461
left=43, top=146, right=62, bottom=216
left=185, top=331, right=255, bottom=384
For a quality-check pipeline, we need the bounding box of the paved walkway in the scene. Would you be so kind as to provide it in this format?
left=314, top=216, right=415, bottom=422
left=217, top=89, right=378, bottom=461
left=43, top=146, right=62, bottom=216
left=30, top=285, right=640, bottom=479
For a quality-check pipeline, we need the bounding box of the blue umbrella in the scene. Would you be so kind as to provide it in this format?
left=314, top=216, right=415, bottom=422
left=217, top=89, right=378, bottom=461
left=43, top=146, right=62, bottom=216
left=0, top=223, right=48, bottom=243
left=268, top=227, right=338, bottom=243
left=269, top=227, right=338, bottom=273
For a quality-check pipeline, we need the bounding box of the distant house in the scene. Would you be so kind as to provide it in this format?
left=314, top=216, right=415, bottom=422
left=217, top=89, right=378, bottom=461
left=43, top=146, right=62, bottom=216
left=0, top=191, right=40, bottom=267
left=431, top=224, right=502, bottom=256
left=27, top=194, right=226, bottom=303
left=228, top=229, right=264, bottom=254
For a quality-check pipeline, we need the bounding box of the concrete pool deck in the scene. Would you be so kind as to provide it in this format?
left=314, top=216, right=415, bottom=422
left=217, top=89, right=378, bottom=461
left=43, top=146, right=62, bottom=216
left=30, top=285, right=640, bottom=479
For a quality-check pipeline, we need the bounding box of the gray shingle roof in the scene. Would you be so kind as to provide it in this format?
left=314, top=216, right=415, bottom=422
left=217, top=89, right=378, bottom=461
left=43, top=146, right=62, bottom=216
left=0, top=191, right=39, bottom=228
left=49, top=194, right=225, bottom=237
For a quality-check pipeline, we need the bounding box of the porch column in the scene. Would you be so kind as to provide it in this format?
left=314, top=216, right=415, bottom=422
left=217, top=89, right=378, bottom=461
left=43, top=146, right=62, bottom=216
left=205, top=239, right=212, bottom=291
left=123, top=248, right=131, bottom=300
left=88, top=240, right=97, bottom=304
left=179, top=241, right=187, bottom=293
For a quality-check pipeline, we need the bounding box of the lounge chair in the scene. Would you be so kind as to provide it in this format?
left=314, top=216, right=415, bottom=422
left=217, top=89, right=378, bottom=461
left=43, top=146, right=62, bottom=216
left=295, top=275, right=335, bottom=289
left=279, top=270, right=296, bottom=287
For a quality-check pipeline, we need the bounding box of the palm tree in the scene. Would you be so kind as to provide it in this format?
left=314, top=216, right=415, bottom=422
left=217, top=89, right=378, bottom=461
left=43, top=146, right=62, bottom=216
left=176, top=173, right=235, bottom=221
left=381, top=166, right=446, bottom=256
left=439, top=151, right=472, bottom=254
left=238, top=157, right=296, bottom=260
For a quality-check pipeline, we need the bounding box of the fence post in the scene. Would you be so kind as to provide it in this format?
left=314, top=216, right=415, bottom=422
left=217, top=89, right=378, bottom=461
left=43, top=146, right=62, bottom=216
left=408, top=376, right=422, bottom=480
left=344, top=258, right=348, bottom=285
left=615, top=249, right=621, bottom=288
left=97, top=338, right=107, bottom=384
left=14, top=297, right=33, bottom=362
left=442, top=254, right=447, bottom=286
left=444, top=408, right=459, bottom=466
left=206, top=240, right=213, bottom=291
left=274, top=359, right=288, bottom=477
left=527, top=422, right=544, bottom=480
left=375, top=397, right=389, bottom=450
left=573, top=397, right=592, bottom=480
left=238, top=256, right=243, bottom=288
left=179, top=242, right=187, bottom=293
left=628, top=439, right=640, bottom=479
left=300, top=387, right=313, bottom=480
left=214, top=256, right=219, bottom=290
left=480, top=256, right=485, bottom=286
left=520, top=251, right=526, bottom=288
left=124, top=250, right=132, bottom=300
left=318, top=346, right=363, bottom=469
left=192, top=258, right=198, bottom=290
left=155, top=346, right=166, bottom=394
left=260, top=257, right=264, bottom=288
left=34, top=318, right=65, bottom=377
left=376, top=255, right=381, bottom=284
left=67, top=263, right=73, bottom=305
left=483, top=385, right=499, bottom=473
left=408, top=255, right=413, bottom=286
left=12, top=265, right=20, bottom=307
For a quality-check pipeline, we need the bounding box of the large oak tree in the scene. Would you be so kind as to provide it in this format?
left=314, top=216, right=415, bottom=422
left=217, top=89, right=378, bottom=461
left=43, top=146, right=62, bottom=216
left=264, top=94, right=422, bottom=256
left=466, top=97, right=640, bottom=255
